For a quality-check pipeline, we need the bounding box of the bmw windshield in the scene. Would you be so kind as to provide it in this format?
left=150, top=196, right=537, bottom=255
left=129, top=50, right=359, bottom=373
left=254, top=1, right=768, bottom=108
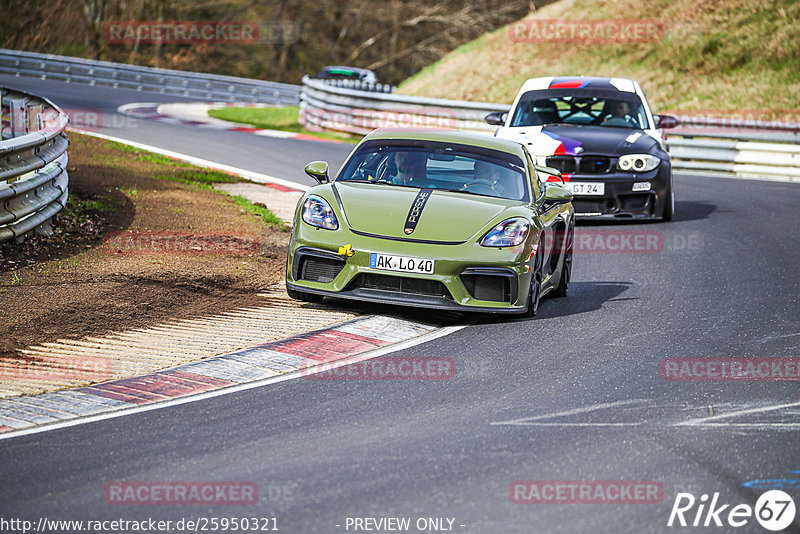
left=336, top=140, right=530, bottom=202
left=511, top=89, right=650, bottom=129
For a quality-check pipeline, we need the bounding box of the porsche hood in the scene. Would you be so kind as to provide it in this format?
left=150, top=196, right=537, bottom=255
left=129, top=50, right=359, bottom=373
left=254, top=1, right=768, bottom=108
left=331, top=182, right=518, bottom=242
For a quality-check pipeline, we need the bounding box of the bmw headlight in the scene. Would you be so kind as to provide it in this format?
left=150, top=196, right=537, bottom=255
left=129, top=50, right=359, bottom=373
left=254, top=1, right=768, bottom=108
left=480, top=218, right=529, bottom=248
left=617, top=154, right=660, bottom=172
left=302, top=195, right=339, bottom=230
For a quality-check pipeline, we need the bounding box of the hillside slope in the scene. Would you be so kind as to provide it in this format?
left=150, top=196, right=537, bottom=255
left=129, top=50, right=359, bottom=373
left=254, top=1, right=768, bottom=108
left=398, top=0, right=800, bottom=115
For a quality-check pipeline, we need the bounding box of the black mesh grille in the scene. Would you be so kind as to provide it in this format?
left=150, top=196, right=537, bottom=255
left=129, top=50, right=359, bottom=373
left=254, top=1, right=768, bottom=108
left=460, top=274, right=511, bottom=302
left=545, top=156, right=576, bottom=174
left=578, top=156, right=611, bottom=174
left=299, top=255, right=345, bottom=283
left=349, top=274, right=451, bottom=299
left=546, top=156, right=611, bottom=175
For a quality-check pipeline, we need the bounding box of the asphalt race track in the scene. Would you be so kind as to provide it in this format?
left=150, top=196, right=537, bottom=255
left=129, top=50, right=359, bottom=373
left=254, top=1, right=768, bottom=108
left=2, top=76, right=800, bottom=533
left=0, top=74, right=351, bottom=188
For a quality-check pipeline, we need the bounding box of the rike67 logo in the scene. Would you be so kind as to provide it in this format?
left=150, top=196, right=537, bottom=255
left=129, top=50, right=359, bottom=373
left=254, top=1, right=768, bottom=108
left=668, top=490, right=796, bottom=531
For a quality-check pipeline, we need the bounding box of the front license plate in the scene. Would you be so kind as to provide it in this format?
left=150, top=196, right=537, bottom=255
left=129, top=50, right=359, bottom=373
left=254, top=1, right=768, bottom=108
left=369, top=253, right=435, bottom=274
left=566, top=182, right=605, bottom=196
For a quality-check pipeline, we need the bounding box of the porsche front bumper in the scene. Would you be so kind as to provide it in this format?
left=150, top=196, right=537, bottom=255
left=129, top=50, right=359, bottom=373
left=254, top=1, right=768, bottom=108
left=286, top=228, right=537, bottom=314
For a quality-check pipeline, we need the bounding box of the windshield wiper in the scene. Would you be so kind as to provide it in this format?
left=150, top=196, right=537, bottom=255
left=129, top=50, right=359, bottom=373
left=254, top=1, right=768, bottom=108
left=438, top=188, right=493, bottom=198
left=339, top=179, right=390, bottom=184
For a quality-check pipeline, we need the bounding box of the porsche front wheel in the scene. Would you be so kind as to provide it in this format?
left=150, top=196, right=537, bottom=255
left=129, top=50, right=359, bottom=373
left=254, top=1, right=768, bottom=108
left=525, top=250, right=543, bottom=317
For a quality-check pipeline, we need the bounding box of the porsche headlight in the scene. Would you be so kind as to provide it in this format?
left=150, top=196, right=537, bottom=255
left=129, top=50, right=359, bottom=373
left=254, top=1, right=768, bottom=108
left=302, top=195, right=339, bottom=230
left=617, top=154, right=660, bottom=172
left=480, top=218, right=529, bottom=248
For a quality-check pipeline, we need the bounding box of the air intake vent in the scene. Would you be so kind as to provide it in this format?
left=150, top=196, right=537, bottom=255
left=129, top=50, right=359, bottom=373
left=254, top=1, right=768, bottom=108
left=298, top=255, right=345, bottom=283
left=349, top=274, right=451, bottom=299
left=572, top=199, right=616, bottom=214
left=461, top=273, right=511, bottom=302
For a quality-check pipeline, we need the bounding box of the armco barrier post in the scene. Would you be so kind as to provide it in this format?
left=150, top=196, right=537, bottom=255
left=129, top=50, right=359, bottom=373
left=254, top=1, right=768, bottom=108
left=27, top=103, right=43, bottom=132
left=8, top=97, right=28, bottom=137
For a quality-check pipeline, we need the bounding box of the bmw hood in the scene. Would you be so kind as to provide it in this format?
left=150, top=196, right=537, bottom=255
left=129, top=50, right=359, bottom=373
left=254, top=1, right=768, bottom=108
left=332, top=182, right=516, bottom=242
left=497, top=125, right=658, bottom=157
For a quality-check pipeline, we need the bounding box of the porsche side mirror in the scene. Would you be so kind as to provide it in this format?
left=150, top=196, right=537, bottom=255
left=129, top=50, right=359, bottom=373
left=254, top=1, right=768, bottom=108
left=534, top=164, right=564, bottom=184
left=485, top=111, right=507, bottom=126
left=542, top=183, right=573, bottom=209
left=305, top=161, right=330, bottom=184
left=654, top=114, right=679, bottom=129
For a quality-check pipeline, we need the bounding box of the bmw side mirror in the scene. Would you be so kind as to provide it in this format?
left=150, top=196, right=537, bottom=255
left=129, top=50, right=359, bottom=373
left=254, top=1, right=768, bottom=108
left=654, top=114, right=679, bottom=129
left=485, top=111, right=507, bottom=126
left=305, top=161, right=330, bottom=184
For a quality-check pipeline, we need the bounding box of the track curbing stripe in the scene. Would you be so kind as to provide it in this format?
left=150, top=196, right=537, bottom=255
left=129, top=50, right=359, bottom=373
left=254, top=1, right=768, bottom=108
left=0, top=315, right=458, bottom=438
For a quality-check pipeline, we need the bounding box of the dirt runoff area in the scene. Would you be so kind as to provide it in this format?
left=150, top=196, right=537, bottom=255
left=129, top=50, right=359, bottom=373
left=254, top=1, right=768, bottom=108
left=0, top=133, right=290, bottom=362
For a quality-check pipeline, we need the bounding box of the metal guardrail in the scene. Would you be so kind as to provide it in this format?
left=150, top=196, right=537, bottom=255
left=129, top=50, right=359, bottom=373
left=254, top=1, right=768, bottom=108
left=0, top=87, right=70, bottom=243
left=299, top=75, right=506, bottom=135
left=667, top=119, right=800, bottom=178
left=0, top=48, right=300, bottom=105
left=299, top=76, right=800, bottom=181
left=314, top=77, right=397, bottom=94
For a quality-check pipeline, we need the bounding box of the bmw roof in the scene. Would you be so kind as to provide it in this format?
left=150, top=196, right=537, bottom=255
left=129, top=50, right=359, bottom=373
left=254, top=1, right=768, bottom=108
left=517, top=76, right=639, bottom=93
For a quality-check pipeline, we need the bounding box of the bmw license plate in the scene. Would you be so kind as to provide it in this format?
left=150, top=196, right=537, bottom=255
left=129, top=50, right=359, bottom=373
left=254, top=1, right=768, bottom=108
left=369, top=253, right=434, bottom=274
left=566, top=182, right=605, bottom=196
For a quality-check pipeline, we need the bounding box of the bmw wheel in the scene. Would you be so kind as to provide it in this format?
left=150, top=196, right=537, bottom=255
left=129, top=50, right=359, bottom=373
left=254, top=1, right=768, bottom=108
left=662, top=179, right=674, bottom=222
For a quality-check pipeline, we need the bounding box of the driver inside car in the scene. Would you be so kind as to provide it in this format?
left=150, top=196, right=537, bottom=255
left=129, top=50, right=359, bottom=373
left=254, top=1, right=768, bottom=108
left=373, top=150, right=432, bottom=187
left=472, top=160, right=517, bottom=198
left=602, top=101, right=637, bottom=127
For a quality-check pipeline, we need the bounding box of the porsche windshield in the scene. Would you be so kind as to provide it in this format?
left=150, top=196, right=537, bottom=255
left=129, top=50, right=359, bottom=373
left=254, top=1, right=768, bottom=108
left=511, top=90, right=649, bottom=129
left=337, top=141, right=529, bottom=201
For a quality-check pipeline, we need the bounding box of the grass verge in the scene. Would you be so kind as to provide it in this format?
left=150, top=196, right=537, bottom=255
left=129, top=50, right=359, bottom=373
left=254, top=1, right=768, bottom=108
left=104, top=140, right=286, bottom=228
left=208, top=105, right=361, bottom=143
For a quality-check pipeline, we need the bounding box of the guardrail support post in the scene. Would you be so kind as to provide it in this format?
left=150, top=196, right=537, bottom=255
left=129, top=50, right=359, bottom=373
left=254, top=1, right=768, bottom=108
left=8, top=97, right=28, bottom=137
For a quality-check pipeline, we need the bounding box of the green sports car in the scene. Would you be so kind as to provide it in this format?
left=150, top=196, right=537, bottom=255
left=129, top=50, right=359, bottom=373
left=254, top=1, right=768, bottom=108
left=286, top=129, right=575, bottom=316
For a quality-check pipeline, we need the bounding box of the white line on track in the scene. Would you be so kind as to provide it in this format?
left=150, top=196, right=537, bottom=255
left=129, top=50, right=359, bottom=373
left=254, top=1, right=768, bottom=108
left=674, top=400, right=800, bottom=427
left=490, top=399, right=647, bottom=426
left=0, top=325, right=465, bottom=441
left=67, top=128, right=309, bottom=191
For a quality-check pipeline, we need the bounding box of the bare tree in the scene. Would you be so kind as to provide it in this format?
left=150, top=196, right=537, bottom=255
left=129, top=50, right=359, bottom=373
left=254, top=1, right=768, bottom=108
left=82, top=0, right=108, bottom=59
